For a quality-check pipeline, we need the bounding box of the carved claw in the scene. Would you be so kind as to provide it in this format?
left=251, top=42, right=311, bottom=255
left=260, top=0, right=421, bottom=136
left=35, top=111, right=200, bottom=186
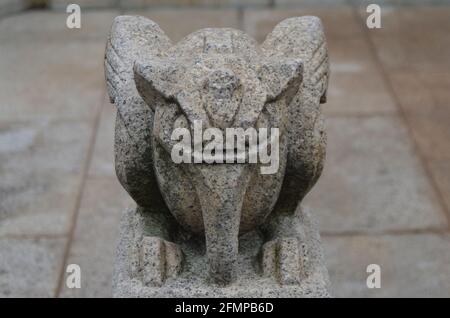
left=261, top=237, right=305, bottom=285
left=139, top=236, right=183, bottom=287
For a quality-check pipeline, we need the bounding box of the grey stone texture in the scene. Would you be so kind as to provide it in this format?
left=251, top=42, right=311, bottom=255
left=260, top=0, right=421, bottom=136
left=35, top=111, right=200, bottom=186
left=114, top=207, right=330, bottom=297
left=106, top=15, right=331, bottom=296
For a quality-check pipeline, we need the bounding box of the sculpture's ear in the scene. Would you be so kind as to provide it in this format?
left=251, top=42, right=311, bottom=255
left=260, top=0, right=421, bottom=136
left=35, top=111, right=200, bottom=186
left=134, top=58, right=181, bottom=110
left=258, top=58, right=303, bottom=102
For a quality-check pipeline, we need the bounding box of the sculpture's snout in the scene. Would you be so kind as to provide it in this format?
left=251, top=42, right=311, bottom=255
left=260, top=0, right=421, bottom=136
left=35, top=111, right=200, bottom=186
left=192, top=164, right=250, bottom=285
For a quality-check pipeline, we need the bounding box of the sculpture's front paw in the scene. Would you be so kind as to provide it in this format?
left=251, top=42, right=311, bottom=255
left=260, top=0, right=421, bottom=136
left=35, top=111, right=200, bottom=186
left=261, top=237, right=305, bottom=285
left=139, top=236, right=183, bottom=287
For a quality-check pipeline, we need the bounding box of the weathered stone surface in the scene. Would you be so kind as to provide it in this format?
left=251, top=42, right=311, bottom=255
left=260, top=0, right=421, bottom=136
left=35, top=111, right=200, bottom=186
left=107, top=15, right=331, bottom=296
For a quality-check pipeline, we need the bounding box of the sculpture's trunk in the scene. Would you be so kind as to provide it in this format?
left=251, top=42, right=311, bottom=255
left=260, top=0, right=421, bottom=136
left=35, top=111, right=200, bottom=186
left=193, top=165, right=250, bottom=285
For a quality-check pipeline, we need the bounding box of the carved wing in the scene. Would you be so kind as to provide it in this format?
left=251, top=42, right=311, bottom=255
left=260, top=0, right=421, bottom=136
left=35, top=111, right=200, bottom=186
left=262, top=16, right=329, bottom=104
left=262, top=16, right=330, bottom=213
left=105, top=16, right=172, bottom=208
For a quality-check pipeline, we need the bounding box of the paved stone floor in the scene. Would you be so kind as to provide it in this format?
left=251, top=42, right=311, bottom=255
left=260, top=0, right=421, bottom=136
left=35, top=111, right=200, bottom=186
left=0, top=3, right=449, bottom=297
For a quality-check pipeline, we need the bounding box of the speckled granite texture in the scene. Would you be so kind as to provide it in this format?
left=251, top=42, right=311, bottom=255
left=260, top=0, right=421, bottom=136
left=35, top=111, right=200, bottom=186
left=113, top=206, right=331, bottom=297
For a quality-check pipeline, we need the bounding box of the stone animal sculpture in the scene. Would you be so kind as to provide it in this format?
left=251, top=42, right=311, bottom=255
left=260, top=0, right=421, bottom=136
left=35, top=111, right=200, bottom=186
left=106, top=15, right=329, bottom=290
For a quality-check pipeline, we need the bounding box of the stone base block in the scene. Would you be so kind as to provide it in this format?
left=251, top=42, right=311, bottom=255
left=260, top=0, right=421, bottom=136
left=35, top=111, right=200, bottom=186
left=113, top=207, right=331, bottom=298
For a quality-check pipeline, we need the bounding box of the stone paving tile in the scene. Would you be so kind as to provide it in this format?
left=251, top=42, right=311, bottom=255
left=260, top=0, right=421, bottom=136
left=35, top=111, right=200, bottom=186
left=388, top=71, right=450, bottom=219
left=0, top=10, right=119, bottom=42
left=352, top=0, right=448, bottom=5
left=243, top=7, right=397, bottom=116
left=124, top=8, right=240, bottom=42
left=0, top=120, right=91, bottom=236
left=325, top=38, right=397, bottom=116
left=389, top=71, right=450, bottom=161
left=0, top=120, right=91, bottom=174
left=363, top=7, right=450, bottom=73
left=88, top=100, right=116, bottom=178
left=303, top=115, right=448, bottom=234
left=323, top=233, right=450, bottom=297
left=394, top=0, right=450, bottom=4
left=0, top=0, right=27, bottom=18
left=59, top=177, right=134, bottom=297
left=0, top=173, right=80, bottom=237
left=0, top=40, right=106, bottom=122
left=0, top=237, right=66, bottom=297
left=60, top=100, right=133, bottom=297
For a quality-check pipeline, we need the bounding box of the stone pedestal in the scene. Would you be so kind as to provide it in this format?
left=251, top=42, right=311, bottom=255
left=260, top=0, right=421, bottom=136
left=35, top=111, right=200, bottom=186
left=113, top=206, right=331, bottom=298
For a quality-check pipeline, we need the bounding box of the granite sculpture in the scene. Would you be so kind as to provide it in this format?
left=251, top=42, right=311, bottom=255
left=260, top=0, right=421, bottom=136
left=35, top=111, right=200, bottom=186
left=106, top=15, right=331, bottom=297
